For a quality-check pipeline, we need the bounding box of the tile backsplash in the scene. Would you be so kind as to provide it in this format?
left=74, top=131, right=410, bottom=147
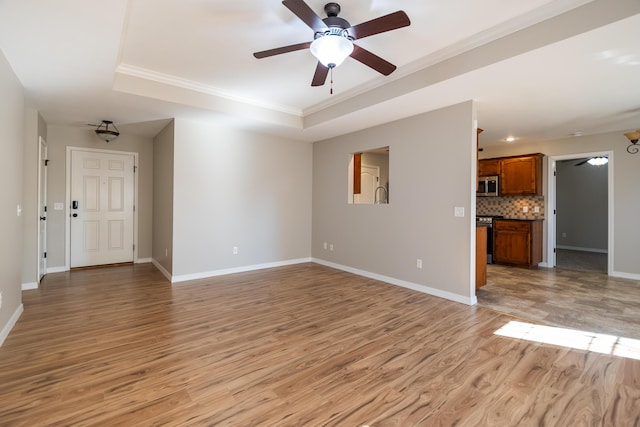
left=477, top=195, right=545, bottom=220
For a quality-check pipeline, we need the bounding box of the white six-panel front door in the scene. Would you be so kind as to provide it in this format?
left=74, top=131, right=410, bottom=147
left=70, top=149, right=135, bottom=268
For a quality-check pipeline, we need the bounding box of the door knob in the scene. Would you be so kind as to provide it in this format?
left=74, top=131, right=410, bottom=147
left=72, top=213, right=78, bottom=218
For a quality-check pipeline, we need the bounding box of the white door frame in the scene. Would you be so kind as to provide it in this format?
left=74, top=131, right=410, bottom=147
left=545, top=150, right=614, bottom=275
left=37, top=137, right=48, bottom=281
left=65, top=147, right=139, bottom=270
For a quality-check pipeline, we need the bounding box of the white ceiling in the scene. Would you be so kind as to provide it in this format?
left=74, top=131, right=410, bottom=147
left=1, top=0, right=639, bottom=147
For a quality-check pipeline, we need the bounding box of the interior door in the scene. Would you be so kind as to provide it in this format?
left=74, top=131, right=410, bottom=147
left=70, top=150, right=135, bottom=268
left=38, top=137, right=48, bottom=281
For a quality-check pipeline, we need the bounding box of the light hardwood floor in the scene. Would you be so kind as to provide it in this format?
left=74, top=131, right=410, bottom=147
left=1, top=263, right=639, bottom=426
left=477, top=264, right=640, bottom=340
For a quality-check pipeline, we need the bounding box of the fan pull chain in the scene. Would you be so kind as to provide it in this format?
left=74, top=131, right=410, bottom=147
left=330, top=67, right=333, bottom=95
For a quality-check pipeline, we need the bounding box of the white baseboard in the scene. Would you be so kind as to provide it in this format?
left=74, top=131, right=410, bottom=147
left=611, top=271, right=640, bottom=281
left=171, top=258, right=312, bottom=284
left=47, top=266, right=67, bottom=273
left=22, top=282, right=38, bottom=291
left=0, top=303, right=24, bottom=348
left=556, top=245, right=608, bottom=254
left=136, top=258, right=152, bottom=264
left=312, top=258, right=476, bottom=306
left=151, top=259, right=172, bottom=282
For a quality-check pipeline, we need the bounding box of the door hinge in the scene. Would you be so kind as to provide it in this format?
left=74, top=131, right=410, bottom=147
left=553, top=171, right=556, bottom=176
left=45, top=159, right=49, bottom=166
left=44, top=252, right=47, bottom=258
left=134, top=165, right=137, bottom=173
left=133, top=244, right=135, bottom=251
left=44, top=206, right=47, bottom=212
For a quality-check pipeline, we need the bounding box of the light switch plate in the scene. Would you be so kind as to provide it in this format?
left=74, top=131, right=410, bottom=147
left=454, top=207, right=464, bottom=217
left=54, top=203, right=64, bottom=210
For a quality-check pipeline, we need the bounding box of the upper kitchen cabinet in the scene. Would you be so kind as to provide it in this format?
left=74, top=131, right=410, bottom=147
left=478, top=159, right=500, bottom=177
left=500, top=153, right=543, bottom=196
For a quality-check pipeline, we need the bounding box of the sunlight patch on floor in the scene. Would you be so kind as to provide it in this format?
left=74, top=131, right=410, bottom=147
left=495, top=320, right=640, bottom=360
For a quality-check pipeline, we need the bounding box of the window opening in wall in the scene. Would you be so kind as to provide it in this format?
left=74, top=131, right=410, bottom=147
left=348, top=147, right=389, bottom=204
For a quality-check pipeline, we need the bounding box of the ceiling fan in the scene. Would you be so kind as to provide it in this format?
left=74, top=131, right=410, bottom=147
left=253, top=0, right=410, bottom=87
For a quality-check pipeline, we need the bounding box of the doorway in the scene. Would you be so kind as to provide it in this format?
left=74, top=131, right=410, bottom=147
left=66, top=147, right=138, bottom=269
left=546, top=151, right=613, bottom=274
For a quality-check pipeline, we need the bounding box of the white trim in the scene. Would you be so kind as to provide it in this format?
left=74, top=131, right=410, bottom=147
left=22, top=282, right=38, bottom=291
left=556, top=245, right=608, bottom=254
left=546, top=151, right=613, bottom=276
left=152, top=259, right=172, bottom=282
left=136, top=258, right=152, bottom=264
left=171, top=258, right=312, bottom=284
left=37, top=137, right=48, bottom=282
left=116, top=64, right=302, bottom=117
left=0, top=304, right=24, bottom=348
left=611, top=271, right=640, bottom=281
left=47, top=266, right=67, bottom=274
left=313, top=258, right=477, bottom=306
left=65, top=147, right=139, bottom=270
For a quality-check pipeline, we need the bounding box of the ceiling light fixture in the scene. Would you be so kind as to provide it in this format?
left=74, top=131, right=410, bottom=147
left=310, top=28, right=354, bottom=69
left=94, top=120, right=120, bottom=142
left=504, top=136, right=516, bottom=142
left=587, top=157, right=608, bottom=166
left=624, top=129, right=640, bottom=154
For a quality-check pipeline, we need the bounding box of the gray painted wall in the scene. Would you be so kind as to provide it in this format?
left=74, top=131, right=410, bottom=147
left=0, top=50, right=24, bottom=342
left=152, top=120, right=175, bottom=276
left=45, top=125, right=154, bottom=268
left=481, top=131, right=640, bottom=276
left=312, top=101, right=477, bottom=303
left=171, top=119, right=313, bottom=278
left=556, top=159, right=608, bottom=251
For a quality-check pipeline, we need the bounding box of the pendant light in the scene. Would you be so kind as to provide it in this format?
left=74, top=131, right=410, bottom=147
left=94, top=120, right=120, bottom=143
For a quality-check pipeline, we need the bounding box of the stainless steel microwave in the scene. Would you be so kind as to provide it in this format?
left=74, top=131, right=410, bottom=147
left=477, top=175, right=499, bottom=197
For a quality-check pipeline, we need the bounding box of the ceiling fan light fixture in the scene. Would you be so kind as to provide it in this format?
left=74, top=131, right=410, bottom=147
left=94, top=120, right=120, bottom=143
left=310, top=30, right=353, bottom=68
left=587, top=157, right=608, bottom=166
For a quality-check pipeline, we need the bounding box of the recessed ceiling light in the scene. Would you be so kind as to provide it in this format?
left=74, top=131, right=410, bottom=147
left=571, top=131, right=583, bottom=137
left=504, top=136, right=516, bottom=142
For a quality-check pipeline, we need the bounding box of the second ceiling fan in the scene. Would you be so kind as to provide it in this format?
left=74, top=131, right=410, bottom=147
left=253, top=0, right=411, bottom=87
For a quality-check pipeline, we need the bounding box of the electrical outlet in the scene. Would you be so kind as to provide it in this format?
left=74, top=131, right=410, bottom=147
left=329, top=244, right=334, bottom=251
left=417, top=259, right=423, bottom=269
left=233, top=246, right=238, bottom=255
left=534, top=206, right=540, bottom=213
left=523, top=206, right=529, bottom=213
left=0, top=292, right=2, bottom=310
left=165, top=248, right=168, bottom=257
left=323, top=242, right=327, bottom=250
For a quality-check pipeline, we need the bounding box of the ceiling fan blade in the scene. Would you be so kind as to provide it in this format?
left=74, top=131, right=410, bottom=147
left=253, top=41, right=311, bottom=59
left=282, top=0, right=328, bottom=32
left=575, top=158, right=590, bottom=166
left=311, top=62, right=329, bottom=86
left=350, top=45, right=396, bottom=75
left=348, top=10, right=410, bottom=40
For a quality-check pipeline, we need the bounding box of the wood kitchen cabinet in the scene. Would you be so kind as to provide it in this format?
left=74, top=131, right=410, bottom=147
left=478, top=159, right=500, bottom=177
left=493, top=219, right=542, bottom=268
left=476, top=225, right=487, bottom=289
left=499, top=153, right=543, bottom=196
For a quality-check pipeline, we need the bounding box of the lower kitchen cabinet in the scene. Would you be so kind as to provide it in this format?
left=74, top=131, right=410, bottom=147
left=493, top=219, right=542, bottom=268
